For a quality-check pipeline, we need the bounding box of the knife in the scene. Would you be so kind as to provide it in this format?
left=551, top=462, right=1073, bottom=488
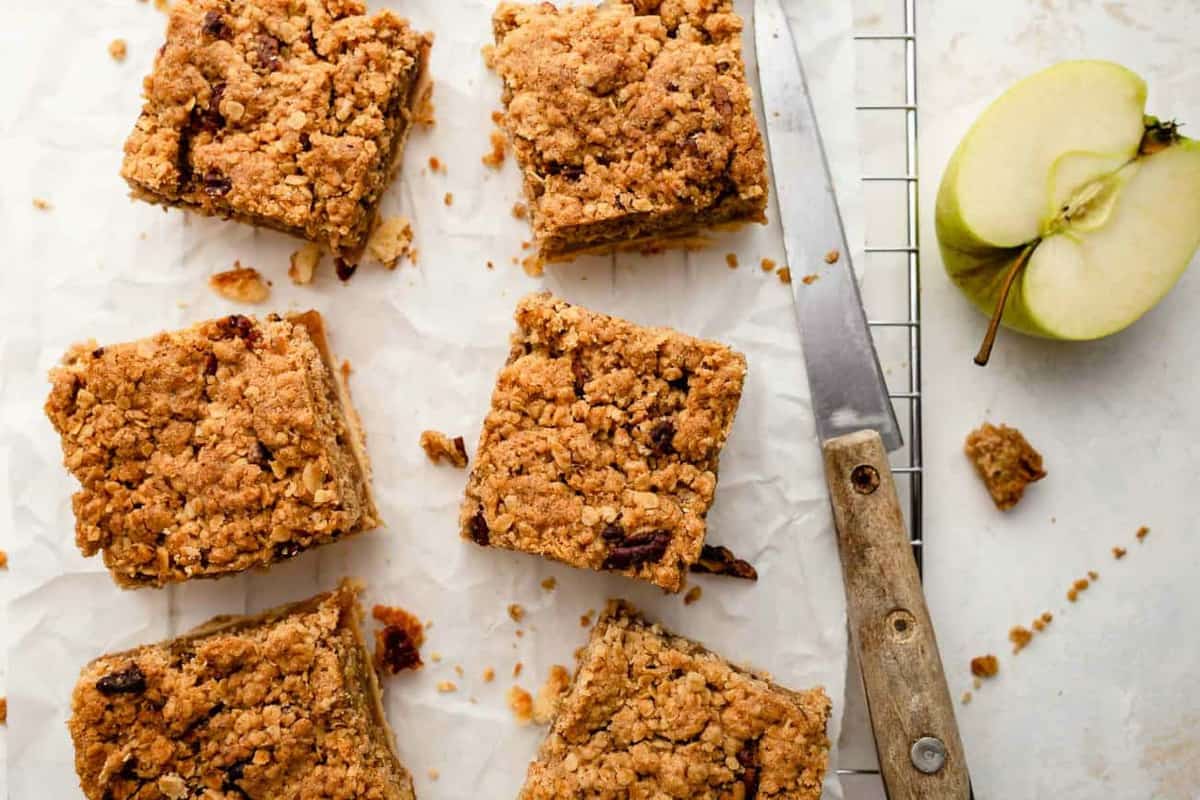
left=753, top=1, right=970, bottom=797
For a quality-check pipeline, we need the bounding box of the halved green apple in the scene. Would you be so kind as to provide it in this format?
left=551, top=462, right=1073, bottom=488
left=935, top=60, right=1200, bottom=363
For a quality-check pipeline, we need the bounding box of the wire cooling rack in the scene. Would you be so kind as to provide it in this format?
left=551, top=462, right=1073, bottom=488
left=837, top=0, right=922, bottom=795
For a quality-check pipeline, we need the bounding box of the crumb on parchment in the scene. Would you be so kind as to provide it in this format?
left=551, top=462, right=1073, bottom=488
left=512, top=202, right=527, bottom=220
left=540, top=577, right=556, bottom=591
left=777, top=267, right=792, bottom=284
left=532, top=664, right=571, bottom=725
left=483, top=667, right=495, bottom=683
left=961, top=691, right=972, bottom=705
left=1113, top=546, right=1127, bottom=559
left=288, top=243, right=322, bottom=285
left=964, top=423, right=1046, bottom=511
left=419, top=430, right=468, bottom=468
left=427, top=768, right=440, bottom=781
left=824, top=249, right=840, bottom=264
left=413, top=83, right=436, bottom=127
left=1136, top=526, right=1150, bottom=541
left=483, top=129, right=507, bottom=168
left=760, top=257, right=776, bottom=272
left=970, top=654, right=999, bottom=678
left=522, top=254, right=544, bottom=277
left=683, top=586, right=702, bottom=605
left=108, top=39, right=127, bottom=61
left=801, top=273, right=819, bottom=285
left=513, top=662, right=523, bottom=678
left=1009, top=626, right=1033, bottom=654
left=444, top=192, right=453, bottom=206
left=508, top=603, right=525, bottom=623
left=508, top=685, right=533, bottom=724
left=372, top=604, right=425, bottom=675
left=437, top=681, right=457, bottom=693
left=0, top=697, right=5, bottom=724
left=32, top=198, right=53, bottom=211
left=725, top=253, right=738, bottom=269
left=429, top=156, right=445, bottom=173
left=208, top=264, right=270, bottom=304
left=0, top=550, right=7, bottom=569
left=366, top=216, right=413, bottom=269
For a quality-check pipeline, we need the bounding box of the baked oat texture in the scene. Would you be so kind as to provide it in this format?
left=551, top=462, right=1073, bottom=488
left=491, top=0, right=768, bottom=259
left=519, top=601, right=831, bottom=799
left=963, top=422, right=1047, bottom=510
left=460, top=292, right=747, bottom=592
left=121, top=0, right=431, bottom=254
left=69, top=581, right=416, bottom=800
left=44, top=312, right=378, bottom=588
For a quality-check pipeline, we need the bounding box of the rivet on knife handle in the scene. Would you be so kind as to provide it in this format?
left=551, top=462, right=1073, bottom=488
left=823, top=430, right=970, bottom=799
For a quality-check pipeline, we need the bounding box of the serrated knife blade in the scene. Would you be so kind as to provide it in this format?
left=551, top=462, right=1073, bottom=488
left=754, top=0, right=901, bottom=451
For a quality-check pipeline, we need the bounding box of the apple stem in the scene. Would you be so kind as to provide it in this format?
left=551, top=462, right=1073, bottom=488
left=974, top=242, right=1038, bottom=367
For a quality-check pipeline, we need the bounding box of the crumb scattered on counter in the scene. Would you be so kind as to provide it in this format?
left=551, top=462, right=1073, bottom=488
left=725, top=253, right=738, bottom=269
left=209, top=264, right=270, bottom=304
left=427, top=768, right=440, bottom=781
left=515, top=629, right=525, bottom=638
left=1009, top=626, right=1033, bottom=654
left=482, top=129, right=507, bottom=168
left=420, top=430, right=468, bottom=468
left=366, top=216, right=413, bottom=269
left=486, top=260, right=495, bottom=270
left=408, top=247, right=420, bottom=266
left=801, top=273, right=819, bottom=285
left=32, top=197, right=53, bottom=211
left=532, top=665, right=571, bottom=725
left=372, top=604, right=425, bottom=675
left=683, top=586, right=702, bottom=605
left=154, top=0, right=169, bottom=11
left=444, top=192, right=453, bottom=206
left=0, top=550, right=8, bottom=569
left=963, top=422, right=1046, bottom=510
left=540, top=577, right=556, bottom=592
left=760, top=257, right=776, bottom=272
left=288, top=243, right=322, bottom=285
left=507, top=686, right=533, bottom=724
left=437, top=681, right=457, bottom=693
left=1112, top=546, right=1127, bottom=559
left=579, top=610, right=594, bottom=628
left=522, top=254, right=544, bottom=277
left=429, top=156, right=445, bottom=173
left=108, top=38, right=127, bottom=62
left=1136, top=526, right=1150, bottom=541
left=513, top=662, right=523, bottom=678
left=824, top=249, right=840, bottom=264
left=1031, top=611, right=1052, bottom=632
left=960, top=691, right=972, bottom=705
left=777, top=266, right=792, bottom=284
left=482, top=667, right=495, bottom=683
left=690, top=544, right=758, bottom=580
left=512, top=202, right=527, bottom=220
left=0, top=697, right=6, bottom=724
left=970, top=654, right=999, bottom=678
left=1088, top=570, right=1099, bottom=581
left=1067, top=577, right=1091, bottom=603
left=507, top=603, right=525, bottom=623
left=454, top=665, right=464, bottom=678
left=430, top=651, right=442, bottom=663
left=973, top=677, right=982, bottom=690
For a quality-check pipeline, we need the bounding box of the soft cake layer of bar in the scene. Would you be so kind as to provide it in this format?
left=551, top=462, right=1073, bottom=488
left=520, top=602, right=831, bottom=799
left=461, top=292, right=746, bottom=592
left=44, top=312, right=378, bottom=587
left=490, top=0, right=768, bottom=259
left=121, top=0, right=431, bottom=253
left=69, top=581, right=415, bottom=800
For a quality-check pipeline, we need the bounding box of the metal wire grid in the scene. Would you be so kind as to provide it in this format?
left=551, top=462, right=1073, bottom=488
left=835, top=0, right=922, bottom=787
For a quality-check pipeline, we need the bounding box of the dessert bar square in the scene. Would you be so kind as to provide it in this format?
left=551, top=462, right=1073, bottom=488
left=45, top=311, right=378, bottom=588
left=490, top=0, right=768, bottom=260
left=69, top=581, right=416, bottom=800
left=519, top=602, right=831, bottom=799
left=121, top=0, right=431, bottom=255
left=460, top=292, right=746, bottom=592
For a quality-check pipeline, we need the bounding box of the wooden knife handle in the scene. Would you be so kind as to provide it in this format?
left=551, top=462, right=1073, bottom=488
left=823, top=430, right=970, bottom=799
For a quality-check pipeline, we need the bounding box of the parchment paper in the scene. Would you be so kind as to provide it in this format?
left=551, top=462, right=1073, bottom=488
left=0, top=0, right=861, bottom=796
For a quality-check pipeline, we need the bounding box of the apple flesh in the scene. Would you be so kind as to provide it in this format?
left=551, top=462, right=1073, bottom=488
left=936, top=60, right=1200, bottom=349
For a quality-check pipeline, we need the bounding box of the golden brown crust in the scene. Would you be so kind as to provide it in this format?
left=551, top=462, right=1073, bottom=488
left=519, top=601, right=830, bottom=799
left=490, top=0, right=767, bottom=259
left=121, top=0, right=431, bottom=253
left=68, top=581, right=415, bottom=800
left=44, top=312, right=378, bottom=588
left=963, top=422, right=1046, bottom=510
left=460, top=292, right=746, bottom=592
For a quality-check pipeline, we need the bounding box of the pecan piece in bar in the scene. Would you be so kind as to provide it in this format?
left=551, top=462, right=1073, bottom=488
left=460, top=292, right=747, bottom=592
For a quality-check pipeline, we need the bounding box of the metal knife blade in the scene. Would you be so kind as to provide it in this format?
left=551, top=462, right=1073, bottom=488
left=753, top=0, right=902, bottom=451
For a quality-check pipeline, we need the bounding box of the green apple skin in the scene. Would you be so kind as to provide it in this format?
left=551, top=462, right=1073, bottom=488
left=934, top=60, right=1200, bottom=341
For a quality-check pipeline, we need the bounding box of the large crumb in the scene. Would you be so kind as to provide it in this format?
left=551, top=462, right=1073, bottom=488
left=108, top=38, right=128, bottom=61
left=964, top=423, right=1046, bottom=510
left=288, top=243, right=323, bottom=285
left=507, top=685, right=533, bottom=724
left=208, top=264, right=270, bottom=304
left=683, top=586, right=702, bottom=605
left=366, top=216, right=414, bottom=269
left=970, top=654, right=999, bottom=678
left=32, top=197, right=53, bottom=211
left=507, top=603, right=526, bottom=623
left=777, top=267, right=792, bottom=284
left=482, top=129, right=507, bottom=168
left=419, top=430, right=468, bottom=468
left=372, top=604, right=425, bottom=675
left=1009, top=626, right=1033, bottom=654
left=1066, top=577, right=1091, bottom=603
left=531, top=664, right=571, bottom=725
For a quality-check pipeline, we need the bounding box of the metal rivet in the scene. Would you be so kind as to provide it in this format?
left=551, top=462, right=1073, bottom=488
left=850, top=464, right=880, bottom=494
left=910, top=736, right=946, bottom=774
